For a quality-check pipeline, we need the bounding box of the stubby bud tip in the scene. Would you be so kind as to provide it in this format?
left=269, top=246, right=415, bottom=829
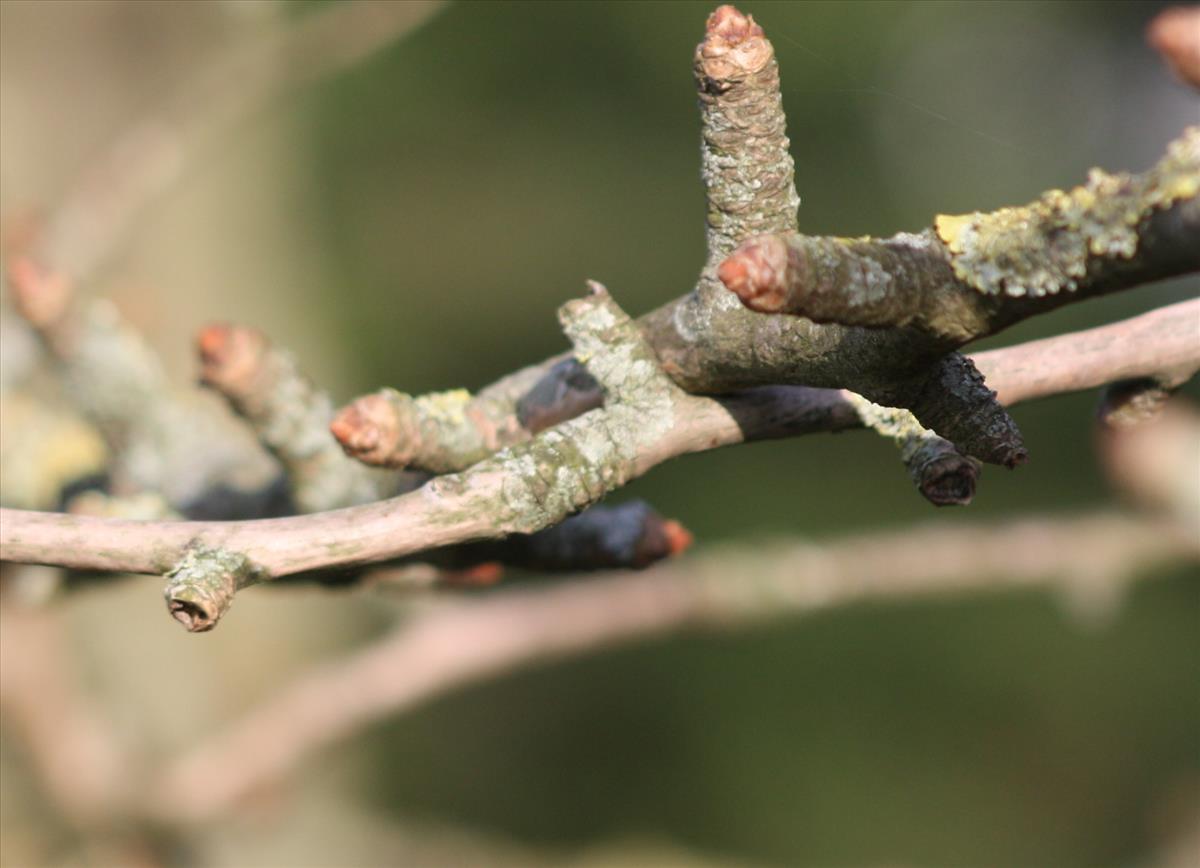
left=331, top=392, right=411, bottom=467
left=699, top=5, right=773, bottom=79
left=706, top=5, right=764, bottom=44
left=718, top=235, right=794, bottom=313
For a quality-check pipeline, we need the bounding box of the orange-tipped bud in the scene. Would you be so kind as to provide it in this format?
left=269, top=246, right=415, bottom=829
left=718, top=235, right=793, bottom=313
left=195, top=323, right=266, bottom=394
left=1148, top=6, right=1200, bottom=90
left=6, top=256, right=72, bottom=328
left=661, top=519, right=694, bottom=556
left=330, top=392, right=410, bottom=467
left=706, top=5, right=764, bottom=44
left=699, top=4, right=772, bottom=80
left=442, top=562, right=504, bottom=587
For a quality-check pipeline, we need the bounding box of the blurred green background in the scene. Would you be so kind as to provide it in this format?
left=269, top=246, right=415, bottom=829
left=2, top=1, right=1198, bottom=865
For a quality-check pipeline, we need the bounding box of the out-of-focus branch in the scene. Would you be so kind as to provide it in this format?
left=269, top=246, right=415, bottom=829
left=2, top=297, right=1197, bottom=583
left=148, top=511, right=1196, bottom=822
left=1096, top=377, right=1183, bottom=428
left=1148, top=6, right=1200, bottom=90
left=0, top=596, right=128, bottom=828
left=1, top=1, right=444, bottom=511
left=1097, top=397, right=1200, bottom=528
left=197, top=324, right=411, bottom=513
left=20, top=1, right=443, bottom=289
left=0, top=391, right=107, bottom=511
left=5, top=258, right=279, bottom=514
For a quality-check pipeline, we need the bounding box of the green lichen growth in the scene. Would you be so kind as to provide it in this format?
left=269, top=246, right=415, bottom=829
left=936, top=126, right=1199, bottom=297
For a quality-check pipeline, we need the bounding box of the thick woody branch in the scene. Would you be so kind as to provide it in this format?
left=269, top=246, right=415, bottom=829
left=3, top=298, right=1196, bottom=587
left=718, top=128, right=1200, bottom=344
left=331, top=4, right=1025, bottom=478
left=696, top=5, right=800, bottom=270
left=149, top=511, right=1196, bottom=822
left=0, top=289, right=709, bottom=616
left=335, top=5, right=1040, bottom=469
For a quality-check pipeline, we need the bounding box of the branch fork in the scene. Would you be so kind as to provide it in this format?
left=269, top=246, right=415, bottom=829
left=2, top=4, right=1198, bottom=636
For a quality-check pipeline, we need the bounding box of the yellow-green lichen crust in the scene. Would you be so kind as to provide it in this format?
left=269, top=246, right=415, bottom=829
left=936, top=127, right=1199, bottom=297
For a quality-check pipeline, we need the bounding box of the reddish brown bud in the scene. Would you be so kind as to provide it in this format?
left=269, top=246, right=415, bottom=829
left=661, top=519, right=694, bottom=556
left=442, top=562, right=504, bottom=587
left=718, top=235, right=794, bottom=313
left=195, top=323, right=234, bottom=365
left=196, top=323, right=266, bottom=396
left=331, top=392, right=409, bottom=467
left=1148, top=6, right=1200, bottom=90
left=632, top=515, right=695, bottom=567
left=706, top=5, right=764, bottom=43
left=6, top=256, right=72, bottom=328
left=699, top=5, right=772, bottom=80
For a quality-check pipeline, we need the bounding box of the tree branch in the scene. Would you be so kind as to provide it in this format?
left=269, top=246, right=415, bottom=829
left=197, top=324, right=410, bottom=513
left=718, top=128, right=1199, bottom=342
left=2, top=298, right=1195, bottom=582
left=147, top=511, right=1197, bottom=822
left=1, top=5, right=1196, bottom=633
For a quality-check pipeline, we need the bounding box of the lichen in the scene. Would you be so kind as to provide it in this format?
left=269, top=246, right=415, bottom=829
left=936, top=126, right=1199, bottom=297
left=481, top=289, right=679, bottom=535
left=163, top=543, right=263, bottom=632
left=845, top=393, right=980, bottom=506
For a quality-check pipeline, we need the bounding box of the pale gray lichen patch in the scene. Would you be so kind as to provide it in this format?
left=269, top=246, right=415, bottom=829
left=481, top=288, right=680, bottom=535
left=936, top=127, right=1199, bottom=297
